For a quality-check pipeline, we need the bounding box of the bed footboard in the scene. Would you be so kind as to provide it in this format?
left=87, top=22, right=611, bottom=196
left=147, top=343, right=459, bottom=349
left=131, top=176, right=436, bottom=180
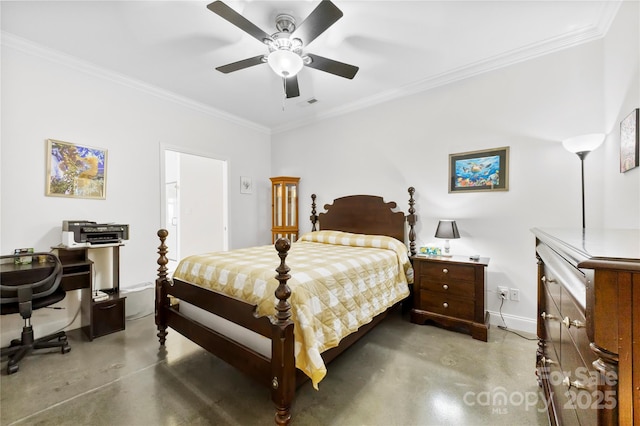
left=271, top=238, right=295, bottom=425
left=156, top=229, right=170, bottom=346
left=155, top=229, right=296, bottom=425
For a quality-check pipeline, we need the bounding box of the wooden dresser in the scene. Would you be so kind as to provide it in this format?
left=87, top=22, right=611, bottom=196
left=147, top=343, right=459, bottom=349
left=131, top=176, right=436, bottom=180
left=532, top=228, right=639, bottom=426
left=410, top=255, right=489, bottom=341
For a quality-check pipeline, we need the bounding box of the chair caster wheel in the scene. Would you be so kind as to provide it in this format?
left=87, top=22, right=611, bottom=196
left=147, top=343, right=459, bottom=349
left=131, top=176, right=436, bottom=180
left=62, top=345, right=71, bottom=354
left=7, top=363, right=19, bottom=375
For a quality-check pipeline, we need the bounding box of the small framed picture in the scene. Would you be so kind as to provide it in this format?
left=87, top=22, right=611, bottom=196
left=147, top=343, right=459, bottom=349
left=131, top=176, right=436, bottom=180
left=449, top=147, right=509, bottom=193
left=14, top=248, right=34, bottom=265
left=620, top=108, right=639, bottom=173
left=240, top=176, right=253, bottom=194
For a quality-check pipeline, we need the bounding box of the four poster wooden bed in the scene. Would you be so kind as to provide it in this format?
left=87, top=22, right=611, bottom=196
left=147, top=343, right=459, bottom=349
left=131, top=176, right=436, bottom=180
left=154, top=187, right=418, bottom=424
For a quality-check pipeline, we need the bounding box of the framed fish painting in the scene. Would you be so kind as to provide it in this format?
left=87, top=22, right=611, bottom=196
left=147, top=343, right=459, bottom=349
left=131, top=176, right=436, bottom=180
left=449, top=147, right=509, bottom=193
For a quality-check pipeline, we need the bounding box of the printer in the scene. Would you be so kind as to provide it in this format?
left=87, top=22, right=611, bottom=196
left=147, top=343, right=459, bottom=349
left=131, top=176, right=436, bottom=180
left=62, top=221, right=129, bottom=247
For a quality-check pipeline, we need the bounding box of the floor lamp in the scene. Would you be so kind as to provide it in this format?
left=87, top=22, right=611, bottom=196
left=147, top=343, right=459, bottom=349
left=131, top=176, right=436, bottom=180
left=561, top=133, right=605, bottom=228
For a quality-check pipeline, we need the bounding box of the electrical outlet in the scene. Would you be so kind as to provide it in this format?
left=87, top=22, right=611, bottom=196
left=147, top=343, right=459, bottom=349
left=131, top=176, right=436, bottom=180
left=510, top=288, right=520, bottom=301
left=497, top=286, right=509, bottom=300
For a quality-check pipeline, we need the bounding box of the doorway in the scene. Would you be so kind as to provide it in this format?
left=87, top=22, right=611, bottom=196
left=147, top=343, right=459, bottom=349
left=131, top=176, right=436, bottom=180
left=162, top=148, right=228, bottom=268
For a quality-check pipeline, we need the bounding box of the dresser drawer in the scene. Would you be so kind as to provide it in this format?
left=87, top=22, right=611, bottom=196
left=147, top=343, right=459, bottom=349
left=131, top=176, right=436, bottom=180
left=418, top=262, right=476, bottom=282
left=560, top=289, right=596, bottom=368
left=419, top=278, right=475, bottom=298
left=559, top=338, right=598, bottom=426
left=419, top=290, right=474, bottom=321
left=544, top=358, right=582, bottom=426
left=542, top=265, right=562, bottom=309
left=543, top=286, right=562, bottom=362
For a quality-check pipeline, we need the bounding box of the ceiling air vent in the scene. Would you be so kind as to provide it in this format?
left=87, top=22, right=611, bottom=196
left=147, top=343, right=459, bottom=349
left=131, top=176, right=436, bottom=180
left=297, top=97, right=319, bottom=108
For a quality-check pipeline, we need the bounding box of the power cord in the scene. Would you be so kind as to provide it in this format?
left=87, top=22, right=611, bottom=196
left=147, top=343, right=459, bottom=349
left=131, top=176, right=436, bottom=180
left=497, top=296, right=537, bottom=341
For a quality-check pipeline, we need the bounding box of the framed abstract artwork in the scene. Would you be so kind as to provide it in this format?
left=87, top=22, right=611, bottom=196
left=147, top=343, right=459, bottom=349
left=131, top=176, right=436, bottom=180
left=46, top=139, right=107, bottom=199
left=449, top=146, right=509, bottom=193
left=240, top=176, right=253, bottom=194
left=620, top=108, right=639, bottom=173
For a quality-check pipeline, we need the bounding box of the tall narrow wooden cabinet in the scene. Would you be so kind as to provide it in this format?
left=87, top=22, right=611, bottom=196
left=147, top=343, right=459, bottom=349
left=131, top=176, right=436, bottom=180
left=270, top=176, right=299, bottom=243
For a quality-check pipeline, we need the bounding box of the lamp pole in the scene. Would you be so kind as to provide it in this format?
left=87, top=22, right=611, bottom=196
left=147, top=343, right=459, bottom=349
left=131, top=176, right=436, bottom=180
left=562, top=134, right=604, bottom=230
left=576, top=151, right=589, bottom=229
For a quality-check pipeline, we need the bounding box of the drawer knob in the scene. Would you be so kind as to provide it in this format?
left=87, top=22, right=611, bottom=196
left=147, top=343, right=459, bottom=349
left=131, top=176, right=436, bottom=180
left=562, top=316, right=585, bottom=329
left=442, top=284, right=449, bottom=290
left=562, top=376, right=591, bottom=391
left=442, top=268, right=448, bottom=274
left=540, top=356, right=555, bottom=365
left=443, top=302, right=448, bottom=308
left=541, top=312, right=556, bottom=320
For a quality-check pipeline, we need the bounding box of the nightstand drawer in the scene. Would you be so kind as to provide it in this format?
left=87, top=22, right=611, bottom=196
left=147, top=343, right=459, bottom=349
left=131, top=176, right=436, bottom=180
left=420, top=278, right=475, bottom=298
left=419, top=290, right=474, bottom=321
left=419, top=262, right=476, bottom=282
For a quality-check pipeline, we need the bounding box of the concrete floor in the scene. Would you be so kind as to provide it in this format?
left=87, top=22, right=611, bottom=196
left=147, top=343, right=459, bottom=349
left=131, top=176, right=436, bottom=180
left=1, top=310, right=548, bottom=425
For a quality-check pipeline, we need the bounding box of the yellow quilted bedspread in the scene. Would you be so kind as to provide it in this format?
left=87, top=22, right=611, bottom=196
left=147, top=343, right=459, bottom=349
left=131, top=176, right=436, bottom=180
left=173, top=230, right=413, bottom=388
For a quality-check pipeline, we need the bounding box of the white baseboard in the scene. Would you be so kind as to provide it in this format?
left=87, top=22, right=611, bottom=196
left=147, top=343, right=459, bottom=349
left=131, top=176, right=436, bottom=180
left=487, top=310, right=537, bottom=335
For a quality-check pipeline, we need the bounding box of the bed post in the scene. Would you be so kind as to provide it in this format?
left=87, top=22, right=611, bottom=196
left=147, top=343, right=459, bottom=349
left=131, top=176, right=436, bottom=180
left=271, top=238, right=295, bottom=426
left=310, top=194, right=318, bottom=231
left=407, top=187, right=417, bottom=257
left=156, top=229, right=170, bottom=346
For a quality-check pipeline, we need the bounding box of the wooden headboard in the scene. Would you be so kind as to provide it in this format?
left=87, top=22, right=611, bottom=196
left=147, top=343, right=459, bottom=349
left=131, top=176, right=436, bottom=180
left=309, top=188, right=417, bottom=254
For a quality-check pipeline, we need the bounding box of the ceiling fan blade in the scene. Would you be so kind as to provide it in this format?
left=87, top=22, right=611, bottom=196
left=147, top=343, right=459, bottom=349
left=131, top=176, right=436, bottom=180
left=305, top=53, right=359, bottom=79
left=207, top=1, right=271, bottom=43
left=216, top=55, right=266, bottom=73
left=285, top=76, right=300, bottom=99
left=293, top=0, right=343, bottom=46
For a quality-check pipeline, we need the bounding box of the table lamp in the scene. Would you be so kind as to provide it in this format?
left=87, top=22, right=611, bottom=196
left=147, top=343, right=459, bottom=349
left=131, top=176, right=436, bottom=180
left=435, top=220, right=460, bottom=257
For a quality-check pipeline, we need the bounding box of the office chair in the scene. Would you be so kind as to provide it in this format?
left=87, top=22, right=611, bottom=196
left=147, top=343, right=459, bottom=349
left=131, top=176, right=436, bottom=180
left=1, top=253, right=71, bottom=374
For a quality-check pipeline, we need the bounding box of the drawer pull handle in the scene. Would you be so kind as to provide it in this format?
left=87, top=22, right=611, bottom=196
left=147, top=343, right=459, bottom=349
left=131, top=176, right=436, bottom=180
left=562, top=376, right=591, bottom=391
left=562, top=316, right=585, bottom=329
left=540, top=356, right=555, bottom=365
left=442, top=268, right=448, bottom=274
left=442, top=284, right=449, bottom=290
left=443, top=302, right=448, bottom=308
left=541, top=276, right=557, bottom=284
left=541, top=312, right=556, bottom=320
left=97, top=303, right=117, bottom=310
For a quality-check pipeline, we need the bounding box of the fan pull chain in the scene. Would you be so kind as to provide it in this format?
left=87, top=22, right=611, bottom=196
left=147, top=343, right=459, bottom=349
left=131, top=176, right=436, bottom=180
left=282, top=78, right=286, bottom=111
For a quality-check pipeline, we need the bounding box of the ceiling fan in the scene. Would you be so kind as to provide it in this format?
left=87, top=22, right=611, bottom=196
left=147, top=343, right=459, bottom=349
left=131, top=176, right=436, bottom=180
left=207, top=0, right=359, bottom=99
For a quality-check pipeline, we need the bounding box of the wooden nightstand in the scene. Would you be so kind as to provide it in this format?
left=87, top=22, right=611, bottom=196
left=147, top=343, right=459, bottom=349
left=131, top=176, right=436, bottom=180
left=410, top=255, right=489, bottom=341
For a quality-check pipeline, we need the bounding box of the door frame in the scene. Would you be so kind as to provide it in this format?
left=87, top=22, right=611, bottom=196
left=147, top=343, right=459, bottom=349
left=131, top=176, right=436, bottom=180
left=160, top=144, right=229, bottom=263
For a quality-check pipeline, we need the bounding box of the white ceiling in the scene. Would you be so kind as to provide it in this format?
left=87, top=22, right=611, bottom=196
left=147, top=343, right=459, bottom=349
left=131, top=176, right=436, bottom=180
left=1, top=1, right=620, bottom=133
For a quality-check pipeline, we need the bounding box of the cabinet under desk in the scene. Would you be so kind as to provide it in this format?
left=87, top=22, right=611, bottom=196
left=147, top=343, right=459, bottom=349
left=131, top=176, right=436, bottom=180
left=53, top=245, right=126, bottom=340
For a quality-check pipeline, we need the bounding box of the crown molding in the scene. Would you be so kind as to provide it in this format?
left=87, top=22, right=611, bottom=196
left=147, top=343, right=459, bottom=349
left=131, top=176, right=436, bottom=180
left=272, top=1, right=622, bottom=134
left=1, top=31, right=271, bottom=135
left=1, top=0, right=622, bottom=137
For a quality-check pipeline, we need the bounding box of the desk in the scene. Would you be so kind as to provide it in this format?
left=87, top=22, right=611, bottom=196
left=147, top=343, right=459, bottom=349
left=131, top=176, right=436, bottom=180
left=0, top=260, right=57, bottom=287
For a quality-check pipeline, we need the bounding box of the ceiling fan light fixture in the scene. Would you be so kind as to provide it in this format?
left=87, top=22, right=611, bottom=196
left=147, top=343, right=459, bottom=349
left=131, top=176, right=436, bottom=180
left=267, top=49, right=304, bottom=77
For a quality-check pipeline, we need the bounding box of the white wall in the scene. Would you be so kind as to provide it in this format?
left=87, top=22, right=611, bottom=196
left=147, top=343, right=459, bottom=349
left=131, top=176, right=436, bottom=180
left=179, top=153, right=226, bottom=257
left=602, top=1, right=640, bottom=226
left=0, top=40, right=272, bottom=343
left=271, top=2, right=640, bottom=333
